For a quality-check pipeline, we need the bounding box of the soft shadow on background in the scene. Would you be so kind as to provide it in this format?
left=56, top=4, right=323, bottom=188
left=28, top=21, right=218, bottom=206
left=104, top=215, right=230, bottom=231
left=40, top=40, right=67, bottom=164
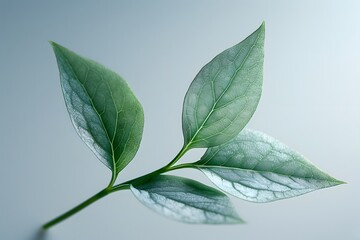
left=30, top=229, right=47, bottom=240
left=1, top=1, right=359, bottom=239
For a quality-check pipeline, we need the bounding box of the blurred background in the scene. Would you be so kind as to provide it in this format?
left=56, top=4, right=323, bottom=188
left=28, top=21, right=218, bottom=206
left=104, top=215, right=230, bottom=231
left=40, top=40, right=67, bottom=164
left=0, top=0, right=359, bottom=239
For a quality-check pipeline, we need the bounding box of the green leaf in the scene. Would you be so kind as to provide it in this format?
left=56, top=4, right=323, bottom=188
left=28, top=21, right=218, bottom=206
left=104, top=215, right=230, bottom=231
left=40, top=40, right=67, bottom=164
left=51, top=42, right=144, bottom=175
left=195, top=129, right=344, bottom=202
left=130, top=175, right=243, bottom=224
left=182, top=22, right=265, bottom=149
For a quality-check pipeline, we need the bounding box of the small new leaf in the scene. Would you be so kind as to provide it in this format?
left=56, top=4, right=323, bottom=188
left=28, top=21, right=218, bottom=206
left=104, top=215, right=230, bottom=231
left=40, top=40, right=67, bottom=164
left=131, top=175, right=243, bottom=224
left=182, top=22, right=265, bottom=149
left=195, top=129, right=344, bottom=202
left=51, top=42, right=144, bottom=175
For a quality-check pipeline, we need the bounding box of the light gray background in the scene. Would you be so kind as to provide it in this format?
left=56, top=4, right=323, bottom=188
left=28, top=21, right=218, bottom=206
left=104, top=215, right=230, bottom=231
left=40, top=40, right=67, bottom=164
left=1, top=0, right=359, bottom=239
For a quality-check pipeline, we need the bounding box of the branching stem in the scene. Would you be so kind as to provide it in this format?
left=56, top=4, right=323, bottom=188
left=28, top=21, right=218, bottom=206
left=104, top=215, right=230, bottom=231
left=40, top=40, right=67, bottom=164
left=42, top=147, right=193, bottom=230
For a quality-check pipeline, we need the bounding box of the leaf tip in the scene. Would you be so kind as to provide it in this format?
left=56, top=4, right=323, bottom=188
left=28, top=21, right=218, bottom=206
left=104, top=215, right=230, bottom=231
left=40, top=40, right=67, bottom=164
left=234, top=217, right=246, bottom=224
left=335, top=179, right=347, bottom=185
left=228, top=210, right=245, bottom=224
left=48, top=40, right=57, bottom=48
left=48, top=41, right=62, bottom=54
left=328, top=174, right=346, bottom=185
left=326, top=176, right=346, bottom=187
left=259, top=21, right=265, bottom=32
left=48, top=41, right=65, bottom=53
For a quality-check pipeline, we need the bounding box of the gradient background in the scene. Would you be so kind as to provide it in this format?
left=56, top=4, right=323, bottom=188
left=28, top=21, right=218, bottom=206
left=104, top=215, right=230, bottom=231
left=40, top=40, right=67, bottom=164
left=1, top=1, right=359, bottom=239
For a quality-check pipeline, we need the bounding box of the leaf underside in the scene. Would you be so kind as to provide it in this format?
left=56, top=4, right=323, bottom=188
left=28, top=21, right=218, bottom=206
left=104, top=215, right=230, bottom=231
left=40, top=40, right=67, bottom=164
left=131, top=175, right=243, bottom=224
left=196, top=129, right=344, bottom=202
left=182, top=22, right=265, bottom=149
left=51, top=42, right=144, bottom=174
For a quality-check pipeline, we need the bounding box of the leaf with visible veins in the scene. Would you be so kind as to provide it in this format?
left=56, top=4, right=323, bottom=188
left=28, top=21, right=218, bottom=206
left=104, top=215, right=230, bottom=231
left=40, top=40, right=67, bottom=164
left=195, top=129, right=344, bottom=202
left=182, top=22, right=265, bottom=149
left=51, top=42, right=144, bottom=175
left=131, top=175, right=243, bottom=224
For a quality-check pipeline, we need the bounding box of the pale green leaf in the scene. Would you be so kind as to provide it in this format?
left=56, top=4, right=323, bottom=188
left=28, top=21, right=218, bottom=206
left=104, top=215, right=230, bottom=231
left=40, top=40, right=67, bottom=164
left=51, top=42, right=144, bottom=175
left=182, top=23, right=265, bottom=149
left=131, top=175, right=243, bottom=224
left=195, top=129, right=344, bottom=202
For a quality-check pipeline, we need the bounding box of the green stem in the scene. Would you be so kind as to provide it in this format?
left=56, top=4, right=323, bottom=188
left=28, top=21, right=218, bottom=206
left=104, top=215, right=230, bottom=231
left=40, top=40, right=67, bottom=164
left=165, top=145, right=189, bottom=168
left=108, top=170, right=118, bottom=188
left=113, top=147, right=190, bottom=189
left=42, top=184, right=129, bottom=229
left=43, top=147, right=191, bottom=229
left=168, top=162, right=195, bottom=171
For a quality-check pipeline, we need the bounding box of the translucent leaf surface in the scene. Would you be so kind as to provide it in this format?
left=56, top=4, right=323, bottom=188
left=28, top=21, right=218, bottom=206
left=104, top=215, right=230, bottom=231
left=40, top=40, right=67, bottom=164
left=182, top=23, right=265, bottom=148
left=196, top=129, right=344, bottom=202
left=51, top=42, right=144, bottom=174
left=131, top=175, right=243, bottom=224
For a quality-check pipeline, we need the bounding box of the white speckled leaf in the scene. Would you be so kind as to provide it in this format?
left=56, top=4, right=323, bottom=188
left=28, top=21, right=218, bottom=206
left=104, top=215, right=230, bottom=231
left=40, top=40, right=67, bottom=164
left=196, top=129, right=344, bottom=202
left=182, top=23, right=265, bottom=149
left=131, top=175, right=243, bottom=224
left=51, top=42, right=144, bottom=175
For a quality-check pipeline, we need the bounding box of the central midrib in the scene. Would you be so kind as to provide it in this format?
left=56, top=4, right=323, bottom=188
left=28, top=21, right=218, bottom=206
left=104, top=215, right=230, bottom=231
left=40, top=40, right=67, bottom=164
left=59, top=50, right=117, bottom=173
left=187, top=29, right=263, bottom=146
